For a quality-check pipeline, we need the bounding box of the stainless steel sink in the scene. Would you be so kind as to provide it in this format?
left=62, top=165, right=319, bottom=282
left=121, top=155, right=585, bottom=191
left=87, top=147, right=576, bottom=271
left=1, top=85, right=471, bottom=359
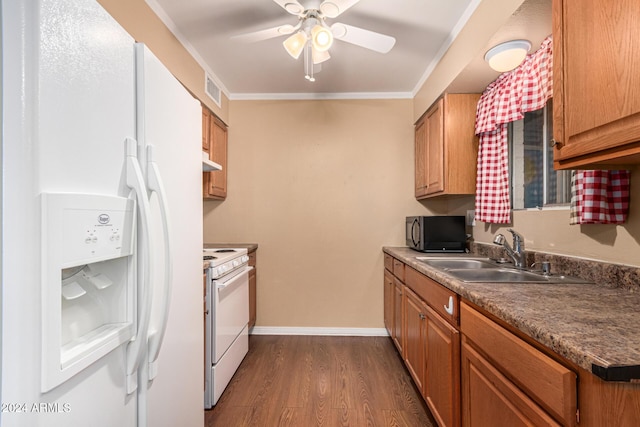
left=446, top=268, right=591, bottom=284
left=417, top=257, right=498, bottom=270
left=445, top=268, right=549, bottom=283
left=416, top=256, right=591, bottom=284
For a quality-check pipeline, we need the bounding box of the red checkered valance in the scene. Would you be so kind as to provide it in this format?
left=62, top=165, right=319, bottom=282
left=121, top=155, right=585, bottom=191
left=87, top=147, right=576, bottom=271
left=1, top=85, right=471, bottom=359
left=474, top=36, right=553, bottom=224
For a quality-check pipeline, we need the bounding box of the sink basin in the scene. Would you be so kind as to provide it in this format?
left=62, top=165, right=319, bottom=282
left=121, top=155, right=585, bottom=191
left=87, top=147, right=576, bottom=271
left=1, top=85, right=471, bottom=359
left=445, top=268, right=591, bottom=284
left=417, top=257, right=498, bottom=270
left=446, top=268, right=549, bottom=283
left=415, top=256, right=591, bottom=284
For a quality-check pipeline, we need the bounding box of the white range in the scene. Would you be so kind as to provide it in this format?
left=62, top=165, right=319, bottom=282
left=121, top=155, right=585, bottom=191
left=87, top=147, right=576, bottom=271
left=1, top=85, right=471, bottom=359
left=203, top=248, right=251, bottom=408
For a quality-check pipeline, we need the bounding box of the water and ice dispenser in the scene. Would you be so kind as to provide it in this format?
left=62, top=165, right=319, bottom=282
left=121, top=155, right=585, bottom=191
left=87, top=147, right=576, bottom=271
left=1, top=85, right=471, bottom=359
left=41, top=193, right=136, bottom=392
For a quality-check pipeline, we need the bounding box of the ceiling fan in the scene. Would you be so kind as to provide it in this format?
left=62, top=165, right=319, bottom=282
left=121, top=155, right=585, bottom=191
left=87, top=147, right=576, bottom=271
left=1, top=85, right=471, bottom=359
left=232, top=0, right=396, bottom=81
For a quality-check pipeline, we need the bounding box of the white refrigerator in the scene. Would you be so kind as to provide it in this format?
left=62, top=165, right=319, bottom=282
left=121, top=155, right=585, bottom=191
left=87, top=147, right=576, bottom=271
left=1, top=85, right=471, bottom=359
left=1, top=0, right=205, bottom=426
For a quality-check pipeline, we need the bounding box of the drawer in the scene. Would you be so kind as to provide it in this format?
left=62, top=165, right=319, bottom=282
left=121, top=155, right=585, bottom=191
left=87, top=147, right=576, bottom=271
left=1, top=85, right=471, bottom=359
left=384, top=253, right=394, bottom=272
left=392, top=259, right=405, bottom=282
left=460, top=302, right=577, bottom=426
left=405, top=266, right=458, bottom=326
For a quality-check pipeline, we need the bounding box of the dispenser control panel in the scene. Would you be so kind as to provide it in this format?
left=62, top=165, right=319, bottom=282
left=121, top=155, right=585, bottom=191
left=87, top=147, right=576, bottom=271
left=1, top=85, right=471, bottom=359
left=42, top=193, right=135, bottom=266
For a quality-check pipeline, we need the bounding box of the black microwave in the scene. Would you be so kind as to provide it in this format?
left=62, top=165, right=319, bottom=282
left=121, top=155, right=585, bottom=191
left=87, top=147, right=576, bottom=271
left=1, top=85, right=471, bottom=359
left=406, top=216, right=466, bottom=252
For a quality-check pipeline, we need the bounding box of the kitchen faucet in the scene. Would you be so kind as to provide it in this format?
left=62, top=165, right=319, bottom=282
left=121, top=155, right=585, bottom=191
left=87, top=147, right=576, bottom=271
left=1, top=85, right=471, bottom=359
left=493, top=229, right=526, bottom=268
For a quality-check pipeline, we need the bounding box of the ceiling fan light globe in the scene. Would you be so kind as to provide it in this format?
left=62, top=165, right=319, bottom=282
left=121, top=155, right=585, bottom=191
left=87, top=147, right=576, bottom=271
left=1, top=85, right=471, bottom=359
left=311, top=25, right=333, bottom=52
left=283, top=31, right=308, bottom=59
left=312, top=47, right=330, bottom=64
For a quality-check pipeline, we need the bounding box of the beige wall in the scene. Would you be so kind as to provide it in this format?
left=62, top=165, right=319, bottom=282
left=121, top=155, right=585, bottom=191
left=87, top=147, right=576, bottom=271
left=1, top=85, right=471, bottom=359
left=203, top=99, right=447, bottom=328
left=472, top=170, right=640, bottom=266
left=98, top=0, right=229, bottom=122
left=102, top=0, right=640, bottom=331
left=413, top=0, right=525, bottom=121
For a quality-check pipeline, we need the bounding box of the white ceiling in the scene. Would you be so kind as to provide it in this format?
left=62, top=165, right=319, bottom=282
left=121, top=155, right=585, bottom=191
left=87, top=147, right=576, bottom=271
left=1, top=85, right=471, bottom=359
left=147, top=0, right=551, bottom=99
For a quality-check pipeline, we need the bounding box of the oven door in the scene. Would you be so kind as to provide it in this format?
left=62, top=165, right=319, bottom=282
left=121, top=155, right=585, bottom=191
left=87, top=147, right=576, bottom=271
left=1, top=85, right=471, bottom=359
left=212, top=267, right=250, bottom=362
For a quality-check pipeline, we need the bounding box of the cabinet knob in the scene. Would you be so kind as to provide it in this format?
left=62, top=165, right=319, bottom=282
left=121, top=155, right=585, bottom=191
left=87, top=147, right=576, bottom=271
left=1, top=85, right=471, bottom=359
left=419, top=313, right=426, bottom=320
left=550, top=138, right=563, bottom=148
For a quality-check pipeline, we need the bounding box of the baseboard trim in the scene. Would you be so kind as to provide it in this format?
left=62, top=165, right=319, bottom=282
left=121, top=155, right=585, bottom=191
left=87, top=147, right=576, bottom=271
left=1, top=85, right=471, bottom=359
left=249, top=326, right=390, bottom=337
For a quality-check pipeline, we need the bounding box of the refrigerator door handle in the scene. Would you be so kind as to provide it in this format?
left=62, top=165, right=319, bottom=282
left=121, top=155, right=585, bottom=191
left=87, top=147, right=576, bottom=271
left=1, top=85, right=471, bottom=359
left=145, top=144, right=173, bottom=380
left=124, top=137, right=155, bottom=394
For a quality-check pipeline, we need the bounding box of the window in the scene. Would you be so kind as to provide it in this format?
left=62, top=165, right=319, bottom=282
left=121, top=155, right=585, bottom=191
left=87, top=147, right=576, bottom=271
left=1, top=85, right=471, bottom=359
left=508, top=99, right=571, bottom=210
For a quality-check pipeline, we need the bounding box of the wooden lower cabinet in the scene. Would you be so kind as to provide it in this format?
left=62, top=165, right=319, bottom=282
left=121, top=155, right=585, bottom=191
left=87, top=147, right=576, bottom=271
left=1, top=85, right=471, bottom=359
left=385, top=254, right=406, bottom=356
left=401, top=267, right=461, bottom=427
left=392, top=278, right=404, bottom=354
left=384, top=255, right=640, bottom=427
left=461, top=339, right=561, bottom=427
left=383, top=269, right=394, bottom=335
left=460, top=302, right=577, bottom=427
left=248, top=250, right=257, bottom=328
left=403, top=287, right=426, bottom=391
left=426, top=305, right=461, bottom=427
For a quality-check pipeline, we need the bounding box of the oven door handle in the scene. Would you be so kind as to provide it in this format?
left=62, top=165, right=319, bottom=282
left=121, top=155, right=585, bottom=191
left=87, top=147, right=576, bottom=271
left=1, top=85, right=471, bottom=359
left=216, top=266, right=252, bottom=290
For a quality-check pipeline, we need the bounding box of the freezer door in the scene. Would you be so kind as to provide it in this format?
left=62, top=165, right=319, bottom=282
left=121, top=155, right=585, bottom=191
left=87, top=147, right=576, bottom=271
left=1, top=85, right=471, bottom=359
left=2, top=0, right=138, bottom=426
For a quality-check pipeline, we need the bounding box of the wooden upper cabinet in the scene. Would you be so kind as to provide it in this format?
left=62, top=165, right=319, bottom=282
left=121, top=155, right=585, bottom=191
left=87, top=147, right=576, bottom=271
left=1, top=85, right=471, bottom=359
left=202, top=105, right=227, bottom=200
left=553, top=0, right=640, bottom=168
left=202, top=107, right=210, bottom=151
left=415, top=93, right=480, bottom=199
left=415, top=117, right=428, bottom=197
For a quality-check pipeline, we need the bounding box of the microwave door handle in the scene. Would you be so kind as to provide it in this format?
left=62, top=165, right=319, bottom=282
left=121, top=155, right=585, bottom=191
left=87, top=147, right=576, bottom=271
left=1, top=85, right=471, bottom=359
left=411, top=218, right=420, bottom=247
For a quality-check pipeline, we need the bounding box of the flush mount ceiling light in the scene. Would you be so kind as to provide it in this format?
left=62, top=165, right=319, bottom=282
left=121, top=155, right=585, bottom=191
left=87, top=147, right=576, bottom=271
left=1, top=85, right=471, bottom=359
left=484, top=39, right=532, bottom=72
left=232, top=0, right=396, bottom=82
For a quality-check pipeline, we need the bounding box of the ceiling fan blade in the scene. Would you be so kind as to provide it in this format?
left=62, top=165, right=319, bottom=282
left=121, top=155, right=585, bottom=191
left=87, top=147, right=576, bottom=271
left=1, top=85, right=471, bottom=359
left=272, top=0, right=306, bottom=16
left=330, top=23, right=396, bottom=53
left=231, top=24, right=296, bottom=43
left=319, top=0, right=361, bottom=18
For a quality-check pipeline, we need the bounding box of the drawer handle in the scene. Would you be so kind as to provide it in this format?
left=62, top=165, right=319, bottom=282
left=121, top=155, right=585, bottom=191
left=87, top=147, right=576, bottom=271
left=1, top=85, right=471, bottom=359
left=444, top=296, right=454, bottom=315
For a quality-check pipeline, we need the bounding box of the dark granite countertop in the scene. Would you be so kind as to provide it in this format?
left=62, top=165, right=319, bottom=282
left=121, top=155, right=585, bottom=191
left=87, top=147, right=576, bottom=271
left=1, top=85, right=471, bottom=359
left=384, top=246, right=640, bottom=382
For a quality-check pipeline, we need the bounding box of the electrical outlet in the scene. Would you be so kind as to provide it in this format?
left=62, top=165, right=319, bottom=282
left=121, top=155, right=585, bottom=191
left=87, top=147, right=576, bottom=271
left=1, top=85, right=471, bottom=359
left=466, top=210, right=476, bottom=226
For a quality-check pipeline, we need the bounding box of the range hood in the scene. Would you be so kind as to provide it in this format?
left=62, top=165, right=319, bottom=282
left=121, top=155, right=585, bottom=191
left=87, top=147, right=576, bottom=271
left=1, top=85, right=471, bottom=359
left=202, top=151, right=222, bottom=172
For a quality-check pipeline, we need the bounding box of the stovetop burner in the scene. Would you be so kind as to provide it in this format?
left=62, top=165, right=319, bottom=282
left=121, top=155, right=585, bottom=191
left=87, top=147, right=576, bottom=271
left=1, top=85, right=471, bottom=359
left=213, top=249, right=236, bottom=253
left=203, top=255, right=217, bottom=260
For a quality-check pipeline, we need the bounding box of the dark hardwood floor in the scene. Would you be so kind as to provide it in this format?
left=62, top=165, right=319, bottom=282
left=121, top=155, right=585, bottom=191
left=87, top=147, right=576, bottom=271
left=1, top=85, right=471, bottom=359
left=205, top=335, right=436, bottom=427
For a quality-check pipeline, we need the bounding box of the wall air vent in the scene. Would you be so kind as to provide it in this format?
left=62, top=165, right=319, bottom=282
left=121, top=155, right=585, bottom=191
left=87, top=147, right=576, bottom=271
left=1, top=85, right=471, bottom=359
left=205, top=73, right=221, bottom=107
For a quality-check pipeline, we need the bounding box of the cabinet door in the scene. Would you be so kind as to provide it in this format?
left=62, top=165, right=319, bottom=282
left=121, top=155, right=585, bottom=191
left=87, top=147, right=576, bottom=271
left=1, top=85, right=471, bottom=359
left=426, top=306, right=460, bottom=427
left=383, top=269, right=394, bottom=336
left=403, top=286, right=426, bottom=393
left=248, top=266, right=256, bottom=328
left=461, top=338, right=561, bottom=427
left=202, top=106, right=210, bottom=151
left=415, top=117, right=428, bottom=198
left=425, top=99, right=444, bottom=195
left=208, top=115, right=227, bottom=199
left=393, top=278, right=404, bottom=354
left=553, top=0, right=640, bottom=168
